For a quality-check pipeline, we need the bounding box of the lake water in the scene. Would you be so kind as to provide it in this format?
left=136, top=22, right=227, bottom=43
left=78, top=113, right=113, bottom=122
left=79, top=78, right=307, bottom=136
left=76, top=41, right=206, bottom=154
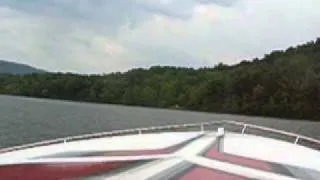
left=0, top=95, right=319, bottom=148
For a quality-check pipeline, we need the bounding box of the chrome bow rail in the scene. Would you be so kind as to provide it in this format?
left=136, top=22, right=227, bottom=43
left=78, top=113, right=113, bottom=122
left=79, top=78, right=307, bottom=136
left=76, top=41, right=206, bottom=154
left=0, top=120, right=319, bottom=153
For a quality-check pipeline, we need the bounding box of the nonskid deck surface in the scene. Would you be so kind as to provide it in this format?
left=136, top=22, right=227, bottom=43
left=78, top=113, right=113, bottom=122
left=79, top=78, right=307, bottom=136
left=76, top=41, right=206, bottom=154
left=0, top=132, right=319, bottom=180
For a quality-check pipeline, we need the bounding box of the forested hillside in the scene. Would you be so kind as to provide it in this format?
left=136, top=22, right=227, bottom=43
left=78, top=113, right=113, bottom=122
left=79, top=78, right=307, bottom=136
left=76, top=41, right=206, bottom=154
left=0, top=60, right=45, bottom=74
left=1, top=38, right=320, bottom=120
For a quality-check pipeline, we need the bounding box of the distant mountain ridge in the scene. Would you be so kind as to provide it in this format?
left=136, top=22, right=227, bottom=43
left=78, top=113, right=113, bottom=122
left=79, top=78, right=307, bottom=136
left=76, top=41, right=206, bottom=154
left=0, top=60, right=45, bottom=74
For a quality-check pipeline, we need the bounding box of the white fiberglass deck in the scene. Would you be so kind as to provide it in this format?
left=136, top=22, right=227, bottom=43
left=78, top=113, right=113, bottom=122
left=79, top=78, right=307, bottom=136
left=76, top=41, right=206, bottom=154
left=224, top=133, right=320, bottom=172
left=0, top=128, right=319, bottom=180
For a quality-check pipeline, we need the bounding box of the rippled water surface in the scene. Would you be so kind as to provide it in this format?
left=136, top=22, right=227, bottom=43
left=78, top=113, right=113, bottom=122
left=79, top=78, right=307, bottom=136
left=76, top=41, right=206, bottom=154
left=0, top=95, right=319, bottom=148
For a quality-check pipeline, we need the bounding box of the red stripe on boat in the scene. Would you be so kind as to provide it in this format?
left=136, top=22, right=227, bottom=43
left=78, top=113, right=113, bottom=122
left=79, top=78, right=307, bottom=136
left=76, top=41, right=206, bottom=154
left=0, top=161, right=132, bottom=180
left=179, top=167, right=249, bottom=180
left=205, top=144, right=273, bottom=171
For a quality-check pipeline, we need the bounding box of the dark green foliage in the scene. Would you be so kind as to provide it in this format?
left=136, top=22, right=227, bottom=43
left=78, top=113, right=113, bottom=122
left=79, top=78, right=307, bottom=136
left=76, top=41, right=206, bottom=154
left=1, top=38, right=320, bottom=120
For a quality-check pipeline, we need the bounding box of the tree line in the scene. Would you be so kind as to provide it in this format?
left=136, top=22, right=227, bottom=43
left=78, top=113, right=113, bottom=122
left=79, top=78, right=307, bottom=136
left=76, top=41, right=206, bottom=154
left=1, top=38, right=320, bottom=121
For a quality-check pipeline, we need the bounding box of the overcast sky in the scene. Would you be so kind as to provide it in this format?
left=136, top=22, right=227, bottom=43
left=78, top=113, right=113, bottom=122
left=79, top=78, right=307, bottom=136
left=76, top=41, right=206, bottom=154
left=0, top=0, right=319, bottom=73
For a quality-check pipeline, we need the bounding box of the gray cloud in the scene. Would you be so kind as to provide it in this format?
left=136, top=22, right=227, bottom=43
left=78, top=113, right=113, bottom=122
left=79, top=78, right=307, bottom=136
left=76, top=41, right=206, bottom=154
left=0, top=0, right=319, bottom=73
left=0, top=0, right=239, bottom=29
left=195, top=0, right=238, bottom=6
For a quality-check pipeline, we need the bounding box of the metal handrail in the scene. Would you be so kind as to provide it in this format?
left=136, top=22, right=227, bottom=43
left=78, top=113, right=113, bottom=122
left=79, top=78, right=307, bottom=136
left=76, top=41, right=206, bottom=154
left=0, top=121, right=221, bottom=153
left=223, top=120, right=320, bottom=145
left=0, top=120, right=319, bottom=154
